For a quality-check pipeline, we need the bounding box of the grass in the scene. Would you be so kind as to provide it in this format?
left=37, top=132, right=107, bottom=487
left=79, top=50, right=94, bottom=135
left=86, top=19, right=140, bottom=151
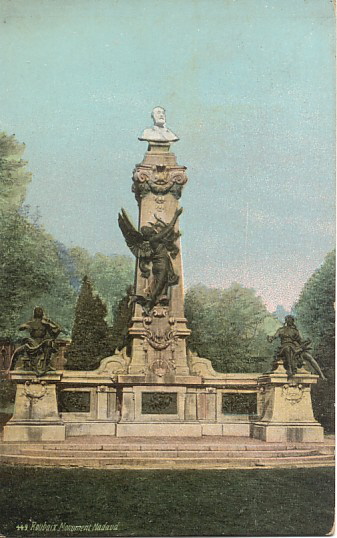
left=0, top=466, right=334, bottom=537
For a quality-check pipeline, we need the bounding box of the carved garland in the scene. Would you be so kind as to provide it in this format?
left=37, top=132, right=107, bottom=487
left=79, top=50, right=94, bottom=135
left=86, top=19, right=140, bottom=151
left=132, top=165, right=187, bottom=201
left=142, top=316, right=178, bottom=351
left=24, top=379, right=47, bottom=400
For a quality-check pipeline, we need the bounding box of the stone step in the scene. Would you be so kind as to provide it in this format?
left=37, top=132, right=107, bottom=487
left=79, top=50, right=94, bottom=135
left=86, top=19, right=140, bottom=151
left=0, top=453, right=334, bottom=469
left=0, top=447, right=326, bottom=458
left=1, top=441, right=334, bottom=453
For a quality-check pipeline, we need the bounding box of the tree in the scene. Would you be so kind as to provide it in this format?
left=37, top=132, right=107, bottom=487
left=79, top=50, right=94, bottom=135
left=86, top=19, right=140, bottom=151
left=185, top=283, right=280, bottom=373
left=273, top=305, right=290, bottom=323
left=65, top=276, right=113, bottom=370
left=110, top=285, right=133, bottom=354
left=0, top=132, right=77, bottom=338
left=0, top=132, right=31, bottom=212
left=68, top=247, right=134, bottom=324
left=294, top=250, right=335, bottom=432
left=0, top=211, right=77, bottom=339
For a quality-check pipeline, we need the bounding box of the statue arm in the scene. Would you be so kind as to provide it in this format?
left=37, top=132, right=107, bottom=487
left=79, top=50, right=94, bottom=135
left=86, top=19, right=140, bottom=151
left=43, top=319, right=61, bottom=338
left=267, top=328, right=281, bottom=342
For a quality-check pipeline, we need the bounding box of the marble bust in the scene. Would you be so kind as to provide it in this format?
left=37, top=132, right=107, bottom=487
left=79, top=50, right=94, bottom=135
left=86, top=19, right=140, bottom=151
left=139, top=106, right=179, bottom=144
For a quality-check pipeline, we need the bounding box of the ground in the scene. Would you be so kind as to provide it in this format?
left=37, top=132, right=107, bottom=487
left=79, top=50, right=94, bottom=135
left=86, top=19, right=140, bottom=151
left=0, top=466, right=334, bottom=537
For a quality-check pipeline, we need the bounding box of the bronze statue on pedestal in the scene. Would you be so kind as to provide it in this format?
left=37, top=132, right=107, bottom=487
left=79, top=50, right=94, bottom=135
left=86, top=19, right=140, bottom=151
left=268, top=315, right=326, bottom=380
left=10, top=307, right=61, bottom=376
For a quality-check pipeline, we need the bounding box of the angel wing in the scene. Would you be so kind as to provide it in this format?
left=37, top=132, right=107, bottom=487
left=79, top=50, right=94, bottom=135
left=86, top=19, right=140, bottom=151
left=118, top=209, right=152, bottom=258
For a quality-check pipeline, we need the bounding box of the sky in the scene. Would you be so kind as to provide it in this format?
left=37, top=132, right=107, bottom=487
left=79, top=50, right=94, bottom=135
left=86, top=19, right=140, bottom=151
left=0, top=0, right=335, bottom=312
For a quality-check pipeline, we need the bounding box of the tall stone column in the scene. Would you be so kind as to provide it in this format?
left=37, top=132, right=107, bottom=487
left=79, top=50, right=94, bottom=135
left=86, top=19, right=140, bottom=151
left=119, top=109, right=191, bottom=382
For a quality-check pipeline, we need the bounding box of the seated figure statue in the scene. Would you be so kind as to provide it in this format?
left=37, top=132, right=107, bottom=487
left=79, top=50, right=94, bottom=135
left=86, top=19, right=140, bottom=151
left=10, top=307, right=61, bottom=376
left=267, top=315, right=326, bottom=380
left=139, top=106, right=179, bottom=144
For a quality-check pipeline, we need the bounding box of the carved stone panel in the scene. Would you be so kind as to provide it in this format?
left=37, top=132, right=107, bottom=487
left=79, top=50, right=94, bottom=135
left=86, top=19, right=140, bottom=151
left=132, top=164, right=187, bottom=202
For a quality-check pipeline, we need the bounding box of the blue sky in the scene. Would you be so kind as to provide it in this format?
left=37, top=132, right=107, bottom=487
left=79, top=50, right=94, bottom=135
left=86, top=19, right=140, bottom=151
left=1, top=0, right=335, bottom=310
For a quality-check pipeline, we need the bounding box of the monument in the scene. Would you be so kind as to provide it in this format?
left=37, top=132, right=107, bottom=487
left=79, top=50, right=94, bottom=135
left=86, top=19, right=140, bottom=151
left=4, top=307, right=65, bottom=441
left=3, top=108, right=325, bottom=442
left=251, top=315, right=325, bottom=442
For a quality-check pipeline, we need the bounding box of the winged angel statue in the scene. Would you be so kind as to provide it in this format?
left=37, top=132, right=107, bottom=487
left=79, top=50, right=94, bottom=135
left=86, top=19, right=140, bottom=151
left=118, top=207, right=183, bottom=314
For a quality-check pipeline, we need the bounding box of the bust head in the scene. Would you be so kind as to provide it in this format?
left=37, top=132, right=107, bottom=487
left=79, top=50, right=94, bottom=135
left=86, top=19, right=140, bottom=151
left=33, top=306, right=44, bottom=319
left=139, top=107, right=179, bottom=143
left=151, top=106, right=166, bottom=127
left=285, top=315, right=295, bottom=327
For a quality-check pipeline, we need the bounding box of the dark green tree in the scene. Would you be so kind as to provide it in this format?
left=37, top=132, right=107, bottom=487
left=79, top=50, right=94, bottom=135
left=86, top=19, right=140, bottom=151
left=0, top=132, right=77, bottom=337
left=68, top=247, right=134, bottom=324
left=110, top=285, right=133, bottom=354
left=0, top=211, right=77, bottom=338
left=185, top=283, right=280, bottom=373
left=294, top=250, right=335, bottom=432
left=65, top=276, right=113, bottom=370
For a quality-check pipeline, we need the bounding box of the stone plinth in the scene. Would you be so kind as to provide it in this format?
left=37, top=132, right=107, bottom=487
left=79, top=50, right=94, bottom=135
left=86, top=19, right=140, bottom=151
left=3, top=372, right=65, bottom=442
left=251, top=365, right=324, bottom=443
left=127, top=143, right=190, bottom=381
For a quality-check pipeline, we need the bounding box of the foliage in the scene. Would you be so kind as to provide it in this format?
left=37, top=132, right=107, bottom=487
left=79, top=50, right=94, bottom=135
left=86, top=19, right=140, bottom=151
left=110, top=285, right=133, bottom=353
left=294, top=250, right=335, bottom=432
left=0, top=210, right=77, bottom=339
left=0, top=132, right=77, bottom=338
left=68, top=247, right=134, bottom=324
left=0, top=132, right=31, bottom=212
left=185, top=283, right=280, bottom=373
left=65, top=276, right=113, bottom=370
left=273, top=304, right=290, bottom=323
left=0, top=131, right=133, bottom=341
left=0, top=379, right=15, bottom=410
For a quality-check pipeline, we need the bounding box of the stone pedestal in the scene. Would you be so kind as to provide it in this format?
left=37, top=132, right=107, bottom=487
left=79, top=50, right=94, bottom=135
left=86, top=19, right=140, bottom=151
left=3, top=372, right=65, bottom=442
left=251, top=364, right=324, bottom=443
left=127, top=142, right=190, bottom=381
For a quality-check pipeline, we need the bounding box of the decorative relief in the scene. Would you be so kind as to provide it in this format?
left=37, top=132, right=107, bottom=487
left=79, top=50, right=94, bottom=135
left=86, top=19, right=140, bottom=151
left=154, top=195, right=165, bottom=212
left=151, top=358, right=173, bottom=377
left=24, top=379, right=47, bottom=400
left=140, top=314, right=178, bottom=376
left=142, top=316, right=178, bottom=351
left=97, top=385, right=108, bottom=393
left=141, top=392, right=178, bottom=414
left=282, top=381, right=304, bottom=405
left=132, top=164, right=187, bottom=201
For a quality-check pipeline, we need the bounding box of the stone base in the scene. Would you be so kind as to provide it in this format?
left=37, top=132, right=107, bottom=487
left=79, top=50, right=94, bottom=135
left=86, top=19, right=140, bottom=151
left=117, top=422, right=201, bottom=437
left=251, top=422, right=324, bottom=443
left=65, top=421, right=117, bottom=437
left=115, top=421, right=252, bottom=437
left=3, top=422, right=65, bottom=442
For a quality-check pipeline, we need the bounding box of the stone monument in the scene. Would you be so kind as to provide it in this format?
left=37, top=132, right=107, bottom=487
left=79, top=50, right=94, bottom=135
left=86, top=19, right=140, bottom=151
left=119, top=106, right=191, bottom=383
left=3, top=108, right=326, bottom=442
left=4, top=308, right=65, bottom=441
left=251, top=315, right=325, bottom=442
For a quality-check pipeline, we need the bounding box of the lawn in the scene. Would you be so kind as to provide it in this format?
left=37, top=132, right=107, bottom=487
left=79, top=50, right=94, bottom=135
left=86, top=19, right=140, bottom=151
left=0, top=466, right=334, bottom=537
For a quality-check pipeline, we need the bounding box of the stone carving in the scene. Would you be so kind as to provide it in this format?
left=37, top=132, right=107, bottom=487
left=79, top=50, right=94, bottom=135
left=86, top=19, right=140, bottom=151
left=282, top=381, right=304, bottom=405
left=118, top=207, right=182, bottom=314
left=142, top=316, right=178, bottom=351
left=150, top=358, right=174, bottom=377
left=11, top=307, right=61, bottom=376
left=267, top=315, right=327, bottom=380
left=142, top=392, right=177, bottom=414
left=96, top=348, right=129, bottom=375
left=132, top=164, right=187, bottom=201
left=139, top=106, right=179, bottom=144
left=187, top=350, right=228, bottom=379
left=23, top=379, right=47, bottom=400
